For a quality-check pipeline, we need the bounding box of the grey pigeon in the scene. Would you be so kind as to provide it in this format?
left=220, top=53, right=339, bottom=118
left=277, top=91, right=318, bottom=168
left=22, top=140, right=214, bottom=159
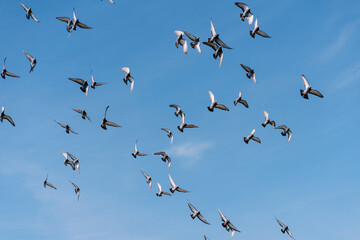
left=121, top=67, right=134, bottom=92
left=250, top=19, right=270, bottom=38
left=91, top=70, right=107, bottom=89
left=132, top=140, right=148, bottom=158
left=276, top=218, right=295, bottom=239
left=208, top=19, right=232, bottom=49
left=240, top=64, right=256, bottom=84
left=1, top=58, right=20, bottom=79
left=69, top=180, right=80, bottom=201
left=187, top=201, right=210, bottom=224
left=169, top=104, right=184, bottom=117
left=300, top=75, right=323, bottom=99
left=184, top=31, right=201, bottom=53
left=234, top=91, right=249, bottom=108
left=218, top=209, right=241, bottom=238
left=0, top=107, right=15, bottom=126
left=154, top=151, right=171, bottom=169
left=203, top=40, right=224, bottom=69
left=161, top=128, right=173, bottom=144
left=54, top=120, right=78, bottom=134
left=235, top=2, right=254, bottom=25
left=61, top=152, right=75, bottom=170
left=169, top=173, right=189, bottom=193
left=244, top=129, right=261, bottom=144
left=208, top=91, right=229, bottom=112
left=68, top=77, right=89, bottom=96
left=262, top=110, right=275, bottom=127
left=140, top=170, right=152, bottom=191
left=23, top=50, right=36, bottom=73
left=20, top=2, right=39, bottom=22
left=101, top=106, right=121, bottom=130
left=72, top=108, right=91, bottom=122
left=156, top=182, right=171, bottom=197
left=177, top=112, right=198, bottom=132
left=174, top=31, right=188, bottom=55
left=275, top=125, right=292, bottom=142
left=43, top=174, right=56, bottom=189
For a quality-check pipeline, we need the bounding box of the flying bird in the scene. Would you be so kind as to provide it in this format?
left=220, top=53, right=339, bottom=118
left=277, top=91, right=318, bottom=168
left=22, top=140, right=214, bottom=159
left=20, top=2, right=39, bottom=22
left=43, top=174, right=56, bottom=190
left=233, top=91, right=249, bottom=108
left=62, top=152, right=75, bottom=170
left=169, top=173, right=189, bottom=193
left=69, top=180, right=80, bottom=201
left=67, top=152, right=80, bottom=174
left=154, top=151, right=171, bottom=169
left=177, top=112, right=198, bottom=132
left=208, top=19, right=232, bottom=49
left=1, top=58, right=20, bottom=79
left=250, top=19, right=271, bottom=38
left=56, top=8, right=91, bottom=36
left=300, top=75, right=324, bottom=99
left=275, top=125, right=292, bottom=142
left=0, top=107, right=15, bottom=126
left=244, top=129, right=261, bottom=144
left=174, top=30, right=188, bottom=55
left=161, top=128, right=173, bottom=144
left=208, top=91, right=229, bottom=112
left=203, top=40, right=224, bottom=69
left=235, top=2, right=254, bottom=25
left=23, top=50, right=37, bottom=73
left=132, top=140, right=148, bottom=158
left=240, top=64, right=256, bottom=84
left=91, top=70, right=107, bottom=89
left=262, top=110, right=275, bottom=127
left=169, top=104, right=184, bottom=117
left=121, top=67, right=134, bottom=92
left=184, top=31, right=201, bottom=53
left=276, top=218, right=295, bottom=239
left=218, top=209, right=241, bottom=238
left=140, top=170, right=152, bottom=191
left=187, top=201, right=210, bottom=225
left=101, top=106, right=121, bottom=130
left=54, top=120, right=78, bottom=134
left=68, top=77, right=89, bottom=96
left=156, top=182, right=171, bottom=197
left=72, top=108, right=91, bottom=122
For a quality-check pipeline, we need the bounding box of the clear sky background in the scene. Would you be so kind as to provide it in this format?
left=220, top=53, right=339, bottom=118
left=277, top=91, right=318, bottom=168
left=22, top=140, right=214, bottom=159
left=0, top=0, right=359, bottom=239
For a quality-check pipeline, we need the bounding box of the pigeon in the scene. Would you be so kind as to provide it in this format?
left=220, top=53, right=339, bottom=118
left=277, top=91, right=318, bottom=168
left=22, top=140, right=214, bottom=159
left=57, top=8, right=91, bottom=36
left=43, top=174, right=56, bottom=190
left=174, top=31, right=188, bottom=55
left=156, top=182, right=171, bottom=197
left=244, top=129, right=261, bottom=144
left=184, top=31, right=201, bottom=53
left=208, top=19, right=232, bottom=49
left=69, top=180, right=80, bottom=201
left=275, top=125, right=292, bottom=142
left=240, top=64, right=256, bottom=84
left=300, top=75, right=324, bottom=99
left=132, top=140, right=147, bottom=158
left=90, top=70, right=107, bottom=89
left=121, top=67, right=134, bottom=92
left=154, top=152, right=171, bottom=169
left=54, top=120, right=78, bottom=134
left=20, top=2, right=39, bottom=22
left=0, top=107, right=15, bottom=126
left=208, top=91, right=229, bottom=112
left=62, top=152, right=75, bottom=170
left=101, top=106, right=121, bottom=130
left=1, top=58, right=20, bottom=79
left=67, top=152, right=80, bottom=174
left=177, top=112, right=198, bottom=132
left=169, top=104, right=184, bottom=117
left=203, top=40, right=224, bottom=69
left=72, top=108, right=91, bottom=122
left=262, top=110, right=275, bottom=127
left=140, top=170, right=152, bottom=191
left=68, top=78, right=89, bottom=96
left=235, top=2, right=254, bottom=25
left=276, top=218, right=295, bottom=239
left=187, top=201, right=210, bottom=224
left=23, top=50, right=37, bottom=73
left=218, top=209, right=241, bottom=238
left=250, top=19, right=271, bottom=38
left=161, top=128, right=173, bottom=144
left=233, top=91, right=249, bottom=108
left=169, top=173, right=189, bottom=194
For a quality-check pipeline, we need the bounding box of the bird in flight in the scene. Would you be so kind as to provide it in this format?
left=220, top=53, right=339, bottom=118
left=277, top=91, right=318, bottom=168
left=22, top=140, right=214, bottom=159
left=23, top=50, right=37, bottom=73
left=300, top=75, right=324, bottom=99
left=275, top=125, right=292, bottom=142
left=101, top=106, right=121, bottom=130
left=168, top=173, right=190, bottom=194
left=1, top=58, right=20, bottom=79
left=54, top=120, right=78, bottom=134
left=43, top=174, right=57, bottom=190
left=207, top=91, right=229, bottom=112
left=140, top=170, right=152, bottom=191
left=0, top=107, right=15, bottom=126
left=132, top=140, right=148, bottom=158
left=177, top=112, right=198, bottom=132
left=68, top=77, right=89, bottom=96
left=72, top=108, right=91, bottom=122
left=233, top=91, right=249, bottom=108
left=244, top=129, right=261, bottom=144
left=156, top=183, right=171, bottom=197
left=262, top=110, right=276, bottom=127
left=250, top=19, right=271, bottom=38
left=240, top=64, right=256, bottom=84
left=69, top=180, right=80, bottom=201
left=235, top=2, right=254, bottom=25
left=187, top=201, right=210, bottom=225
left=174, top=30, right=188, bottom=55
left=218, top=209, right=241, bottom=238
left=121, top=67, right=134, bottom=92
left=276, top=218, right=295, bottom=239
left=184, top=31, right=201, bottom=53
left=90, top=70, right=107, bottom=89
left=161, top=128, right=173, bottom=144
left=20, top=2, right=39, bottom=22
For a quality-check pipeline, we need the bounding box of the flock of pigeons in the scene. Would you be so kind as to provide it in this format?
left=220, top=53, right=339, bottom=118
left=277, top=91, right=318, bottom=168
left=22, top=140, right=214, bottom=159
left=3, top=1, right=326, bottom=239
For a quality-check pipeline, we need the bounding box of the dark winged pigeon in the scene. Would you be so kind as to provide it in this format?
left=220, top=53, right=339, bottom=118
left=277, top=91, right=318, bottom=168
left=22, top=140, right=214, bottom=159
left=169, top=174, right=189, bottom=194
left=177, top=112, right=198, bottom=132
left=187, top=201, right=210, bottom=225
left=276, top=218, right=295, bottom=239
left=132, top=140, right=147, bottom=158
left=54, top=120, right=78, bottom=134
left=20, top=2, right=39, bottom=22
left=69, top=180, right=80, bottom=201
left=240, top=64, right=256, bottom=84
left=174, top=31, right=188, bottom=55
left=23, top=50, right=37, bottom=73
left=208, top=19, right=232, bottom=49
left=218, top=209, right=241, bottom=238
left=244, top=129, right=261, bottom=144
left=91, top=71, right=107, bottom=89
left=235, top=2, right=254, bottom=25
left=43, top=174, right=56, bottom=189
left=203, top=40, right=224, bottom=69
left=72, top=108, right=91, bottom=122
left=262, top=110, right=275, bottom=127
left=208, top=91, right=229, bottom=112
left=68, top=77, right=89, bottom=96
left=250, top=19, right=271, bottom=38
left=169, top=104, right=184, bottom=117
left=161, top=128, right=173, bottom=144
left=140, top=170, right=152, bottom=191
left=275, top=125, right=292, bottom=142
left=234, top=91, right=249, bottom=108
left=154, top=151, right=171, bottom=169
left=101, top=106, right=121, bottom=130
left=0, top=107, right=15, bottom=126
left=1, top=58, right=20, bottom=79
left=156, top=183, right=171, bottom=197
left=300, top=75, right=323, bottom=99
left=184, top=31, right=201, bottom=53
left=121, top=67, right=134, bottom=92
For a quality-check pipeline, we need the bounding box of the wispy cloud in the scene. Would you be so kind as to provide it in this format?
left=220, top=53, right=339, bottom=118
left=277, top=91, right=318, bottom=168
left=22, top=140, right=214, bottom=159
left=317, top=20, right=360, bottom=62
left=329, top=61, right=360, bottom=92
left=167, top=141, right=212, bottom=165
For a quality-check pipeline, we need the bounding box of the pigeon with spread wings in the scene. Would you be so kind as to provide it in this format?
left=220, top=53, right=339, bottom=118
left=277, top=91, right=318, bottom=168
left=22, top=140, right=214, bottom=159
left=208, top=19, right=232, bottom=49
left=177, top=112, right=198, bottom=132
left=235, top=2, right=254, bottom=25
left=67, top=152, right=80, bottom=174
left=203, top=40, right=224, bottom=69
left=276, top=218, right=295, bottom=239
left=169, top=173, right=189, bottom=194
left=1, top=107, right=15, bottom=126
left=240, top=64, right=256, bottom=84
left=154, top=151, right=171, bottom=169
left=244, top=129, right=261, bottom=144
left=250, top=19, right=271, bottom=38
left=187, top=201, right=210, bottom=225
left=208, top=91, right=229, bottom=112
left=161, top=128, right=173, bottom=144
left=20, top=2, right=39, bottom=22
left=68, top=77, right=89, bottom=96
left=69, top=180, right=80, bottom=201
left=54, top=120, right=78, bottom=134
left=132, top=140, right=148, bottom=158
left=275, top=125, right=292, bottom=142
left=262, top=110, right=276, bottom=127
left=1, top=58, right=20, bottom=79
left=72, top=108, right=91, bottom=122
left=156, top=183, right=171, bottom=197
left=121, top=67, right=134, bottom=92
left=140, top=170, right=152, bottom=191
left=101, top=106, right=121, bottom=130
left=218, top=209, right=241, bottom=238
left=174, top=31, right=188, bottom=55
left=91, top=70, right=107, bottom=89
left=23, top=50, right=37, bottom=73
left=184, top=31, right=201, bottom=53
left=233, top=91, right=249, bottom=108
left=61, top=152, right=75, bottom=171
left=169, top=104, right=184, bottom=117
left=43, top=174, right=57, bottom=190
left=300, top=75, right=324, bottom=99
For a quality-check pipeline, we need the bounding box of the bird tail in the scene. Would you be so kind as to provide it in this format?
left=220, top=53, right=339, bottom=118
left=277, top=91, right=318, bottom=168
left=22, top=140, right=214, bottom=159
left=300, top=89, right=308, bottom=99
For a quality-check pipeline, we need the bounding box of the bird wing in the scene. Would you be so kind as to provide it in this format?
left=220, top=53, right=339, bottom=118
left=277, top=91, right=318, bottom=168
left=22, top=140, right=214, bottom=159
left=5, top=71, right=20, bottom=78
left=77, top=21, right=92, bottom=29
left=54, top=120, right=66, bottom=128
left=168, top=174, right=176, bottom=188
left=180, top=112, right=185, bottom=125
left=215, top=104, right=229, bottom=111
left=154, top=152, right=165, bottom=156
left=263, top=110, right=269, bottom=121
left=95, top=82, right=108, bottom=86
left=276, top=218, right=286, bottom=228
left=182, top=39, right=188, bottom=54
left=174, top=30, right=184, bottom=37
left=157, top=182, right=162, bottom=192
left=235, top=2, right=248, bottom=12
left=252, top=73, right=257, bottom=84
left=251, top=128, right=256, bottom=136
left=184, top=124, right=198, bottom=129
left=204, top=235, right=209, bottom=240
left=240, top=64, right=251, bottom=73
left=195, top=43, right=201, bottom=53
left=257, top=29, right=271, bottom=38
left=134, top=140, right=138, bottom=152
left=239, top=99, right=249, bottom=108
left=3, top=115, right=15, bottom=126
left=163, top=191, right=172, bottom=196
left=177, top=187, right=189, bottom=193
left=67, top=152, right=77, bottom=161
left=141, top=170, right=149, bottom=179
left=104, top=105, right=110, bottom=118
left=47, top=182, right=57, bottom=189
left=30, top=12, right=39, bottom=22
left=275, top=125, right=287, bottom=130
left=161, top=128, right=171, bottom=134
left=61, top=152, right=68, bottom=160
left=218, top=209, right=227, bottom=222
left=72, top=108, right=82, bottom=114
left=69, top=128, right=78, bottom=134
left=198, top=213, right=210, bottom=224
left=184, top=31, right=196, bottom=41
left=23, top=50, right=34, bottom=62
left=56, top=17, right=71, bottom=23
left=308, top=89, right=324, bottom=98
left=301, top=75, right=310, bottom=89
left=121, top=67, right=130, bottom=74
left=251, top=136, right=261, bottom=143
left=69, top=180, right=78, bottom=189
left=229, top=222, right=240, bottom=232
left=286, top=229, right=295, bottom=239
left=187, top=201, right=197, bottom=213
left=288, top=130, right=293, bottom=142
left=202, top=41, right=218, bottom=51
left=20, top=2, right=29, bottom=11
left=130, top=78, right=134, bottom=92
left=68, top=78, right=85, bottom=85
left=215, top=38, right=232, bottom=49
left=210, top=19, right=216, bottom=37
left=219, top=52, right=224, bottom=69
left=106, top=121, right=121, bottom=127
left=208, top=91, right=215, bottom=104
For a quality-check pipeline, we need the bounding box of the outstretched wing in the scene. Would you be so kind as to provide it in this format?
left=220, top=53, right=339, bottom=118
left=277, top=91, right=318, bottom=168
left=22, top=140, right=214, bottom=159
left=198, top=213, right=210, bottom=225
left=72, top=108, right=82, bottom=114
left=184, top=31, right=196, bottom=41
left=215, top=104, right=229, bottom=111
left=68, top=78, right=85, bottom=85
left=54, top=120, right=66, bottom=128
left=106, top=121, right=121, bottom=128
left=240, top=64, right=251, bottom=73
left=215, top=38, right=232, bottom=49
left=30, top=12, right=39, bottom=22
left=77, top=21, right=92, bottom=29
left=208, top=91, right=215, bottom=104
left=275, top=125, right=287, bottom=130
left=69, top=128, right=78, bottom=135
left=3, top=115, right=15, bottom=126
left=251, top=136, right=261, bottom=144
left=177, top=187, right=189, bottom=193
left=276, top=218, right=286, bottom=228
left=121, top=67, right=130, bottom=74
left=174, top=30, right=184, bottom=37
left=308, top=89, right=324, bottom=98
left=23, top=50, right=34, bottom=61
left=187, top=201, right=197, bottom=213
left=184, top=124, right=198, bottom=129
left=5, top=71, right=20, bottom=78
left=46, top=182, right=57, bottom=189
left=161, top=128, right=171, bottom=134
left=218, top=209, right=227, bottom=222
left=20, top=2, right=29, bottom=12
left=257, top=30, right=271, bottom=38
left=168, top=174, right=176, bottom=188
left=263, top=110, right=269, bottom=121
left=210, top=19, right=216, bottom=37
left=56, top=17, right=71, bottom=23
left=95, top=82, right=108, bottom=86
left=203, top=41, right=218, bottom=51
left=229, top=222, right=240, bottom=232
left=239, top=99, right=249, bottom=108
left=235, top=2, right=248, bottom=12
left=301, top=75, right=310, bottom=89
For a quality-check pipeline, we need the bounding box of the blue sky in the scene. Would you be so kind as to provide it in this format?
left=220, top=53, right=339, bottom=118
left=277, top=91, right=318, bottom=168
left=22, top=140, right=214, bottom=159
left=0, top=0, right=359, bottom=239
